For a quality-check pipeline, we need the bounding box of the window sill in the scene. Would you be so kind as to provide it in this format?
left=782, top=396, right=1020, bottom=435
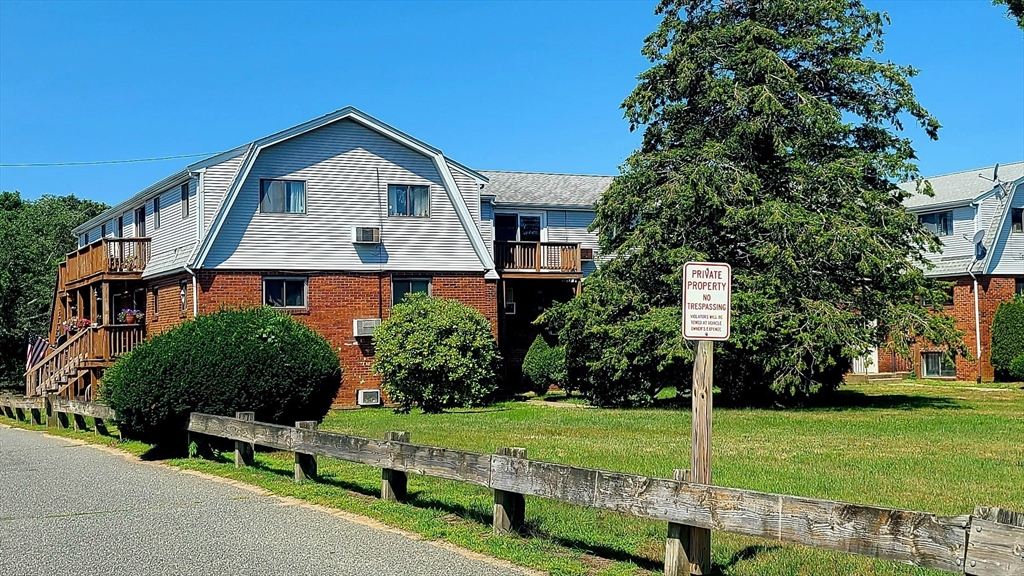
left=271, top=307, right=310, bottom=315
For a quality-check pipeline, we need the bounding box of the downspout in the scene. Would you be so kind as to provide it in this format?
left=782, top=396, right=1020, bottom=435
left=184, top=170, right=204, bottom=318
left=966, top=259, right=983, bottom=383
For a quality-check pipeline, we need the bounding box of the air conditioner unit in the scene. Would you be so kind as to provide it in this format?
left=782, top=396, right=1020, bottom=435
left=503, top=302, right=516, bottom=315
left=353, top=318, right=381, bottom=338
left=357, top=389, right=382, bottom=406
left=580, top=248, right=595, bottom=261
left=352, top=226, right=381, bottom=244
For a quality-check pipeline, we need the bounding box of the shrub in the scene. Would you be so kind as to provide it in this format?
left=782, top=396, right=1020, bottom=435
left=991, top=296, right=1024, bottom=380
left=372, top=293, right=499, bottom=413
left=522, top=334, right=565, bottom=395
left=541, top=275, right=690, bottom=407
left=103, top=307, right=341, bottom=442
left=1009, top=354, right=1024, bottom=382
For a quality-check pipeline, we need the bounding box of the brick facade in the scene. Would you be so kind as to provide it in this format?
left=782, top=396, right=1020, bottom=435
left=145, top=273, right=196, bottom=336
left=877, top=275, right=1019, bottom=381
left=140, top=270, right=497, bottom=406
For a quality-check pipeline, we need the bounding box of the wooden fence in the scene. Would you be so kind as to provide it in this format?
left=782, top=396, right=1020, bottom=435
left=0, top=394, right=119, bottom=437
left=2, top=398, right=1020, bottom=575
left=186, top=412, right=1024, bottom=576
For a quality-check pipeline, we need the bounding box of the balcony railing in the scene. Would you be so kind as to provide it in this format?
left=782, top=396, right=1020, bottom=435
left=25, top=324, right=145, bottom=397
left=64, top=237, right=151, bottom=286
left=494, top=241, right=582, bottom=274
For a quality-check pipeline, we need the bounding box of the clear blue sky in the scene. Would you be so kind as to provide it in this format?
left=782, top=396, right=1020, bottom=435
left=1, top=1, right=1021, bottom=206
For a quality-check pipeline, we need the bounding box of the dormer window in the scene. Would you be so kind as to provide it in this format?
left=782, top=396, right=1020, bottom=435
left=919, top=211, right=952, bottom=236
left=1011, top=208, right=1022, bottom=234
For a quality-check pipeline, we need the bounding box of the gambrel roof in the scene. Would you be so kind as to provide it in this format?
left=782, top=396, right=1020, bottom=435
left=74, top=107, right=497, bottom=276
left=900, top=162, right=1024, bottom=210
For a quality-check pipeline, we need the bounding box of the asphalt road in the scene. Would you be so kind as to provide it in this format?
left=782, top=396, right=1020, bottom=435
left=0, top=425, right=529, bottom=576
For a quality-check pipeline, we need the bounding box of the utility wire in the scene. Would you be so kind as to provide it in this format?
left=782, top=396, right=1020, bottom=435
left=0, top=151, right=223, bottom=167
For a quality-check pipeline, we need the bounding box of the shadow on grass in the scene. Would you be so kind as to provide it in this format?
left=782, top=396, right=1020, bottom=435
left=797, top=389, right=965, bottom=412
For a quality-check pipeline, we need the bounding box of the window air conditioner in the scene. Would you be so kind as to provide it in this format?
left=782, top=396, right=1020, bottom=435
left=352, top=226, right=381, bottom=244
left=357, top=389, right=382, bottom=406
left=353, top=318, right=381, bottom=338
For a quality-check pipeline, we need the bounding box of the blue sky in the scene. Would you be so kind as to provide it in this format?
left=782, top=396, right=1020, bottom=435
left=1, top=1, right=1021, bottom=205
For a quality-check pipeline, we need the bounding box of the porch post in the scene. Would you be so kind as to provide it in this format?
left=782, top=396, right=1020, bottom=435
left=101, top=282, right=110, bottom=326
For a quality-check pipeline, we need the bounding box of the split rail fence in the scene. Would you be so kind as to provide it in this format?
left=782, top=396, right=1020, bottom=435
left=186, top=412, right=1024, bottom=576
left=0, top=394, right=119, bottom=437
left=1, top=397, right=1021, bottom=575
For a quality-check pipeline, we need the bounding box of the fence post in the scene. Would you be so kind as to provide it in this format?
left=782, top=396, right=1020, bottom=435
left=234, top=411, right=255, bottom=468
left=665, top=469, right=691, bottom=576
left=29, top=402, right=43, bottom=426
left=44, top=396, right=54, bottom=427
left=493, top=447, right=527, bottom=535
left=294, top=421, right=318, bottom=482
left=381, top=431, right=410, bottom=501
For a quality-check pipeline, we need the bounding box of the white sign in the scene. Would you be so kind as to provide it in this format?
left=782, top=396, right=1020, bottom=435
left=682, top=262, right=731, bottom=341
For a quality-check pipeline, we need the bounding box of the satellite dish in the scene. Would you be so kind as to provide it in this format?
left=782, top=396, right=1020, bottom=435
left=973, top=229, right=986, bottom=246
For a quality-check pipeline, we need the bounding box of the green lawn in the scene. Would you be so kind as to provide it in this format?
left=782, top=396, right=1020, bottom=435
left=5, top=380, right=1022, bottom=575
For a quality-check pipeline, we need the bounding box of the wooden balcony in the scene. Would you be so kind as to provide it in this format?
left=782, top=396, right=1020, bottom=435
left=494, top=241, right=582, bottom=278
left=63, top=237, right=151, bottom=289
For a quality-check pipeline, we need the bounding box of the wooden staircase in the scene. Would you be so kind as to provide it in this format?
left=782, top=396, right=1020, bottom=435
left=25, top=324, right=143, bottom=399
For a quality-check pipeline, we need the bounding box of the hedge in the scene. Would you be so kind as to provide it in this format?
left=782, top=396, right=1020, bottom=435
left=102, top=307, right=341, bottom=442
left=990, top=296, right=1024, bottom=380
left=522, top=334, right=565, bottom=395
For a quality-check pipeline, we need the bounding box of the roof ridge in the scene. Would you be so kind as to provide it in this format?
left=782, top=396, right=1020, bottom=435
left=911, top=160, right=1024, bottom=182
left=479, top=169, right=617, bottom=178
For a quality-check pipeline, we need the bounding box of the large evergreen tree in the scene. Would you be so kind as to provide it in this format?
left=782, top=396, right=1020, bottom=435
left=0, top=191, right=107, bottom=387
left=550, top=0, right=966, bottom=406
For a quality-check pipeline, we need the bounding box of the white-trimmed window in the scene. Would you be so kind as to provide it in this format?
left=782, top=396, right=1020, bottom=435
left=919, top=211, right=952, bottom=236
left=260, top=179, right=306, bottom=213
left=1011, top=208, right=1022, bottom=233
left=263, top=277, right=307, bottom=309
left=154, top=196, right=161, bottom=230
left=388, top=184, right=429, bottom=217
left=181, top=183, right=190, bottom=218
left=392, top=277, right=430, bottom=306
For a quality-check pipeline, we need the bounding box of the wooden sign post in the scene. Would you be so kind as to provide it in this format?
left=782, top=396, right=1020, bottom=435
left=679, top=262, right=731, bottom=575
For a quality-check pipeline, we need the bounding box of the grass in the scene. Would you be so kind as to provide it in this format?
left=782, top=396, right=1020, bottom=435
left=4, top=379, right=1022, bottom=575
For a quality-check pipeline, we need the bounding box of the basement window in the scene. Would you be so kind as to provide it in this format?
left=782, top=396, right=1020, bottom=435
left=919, top=211, right=952, bottom=236
left=921, top=352, right=956, bottom=378
left=263, top=277, right=307, bottom=309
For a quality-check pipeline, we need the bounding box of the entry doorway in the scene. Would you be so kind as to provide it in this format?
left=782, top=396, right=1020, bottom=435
left=495, top=212, right=546, bottom=243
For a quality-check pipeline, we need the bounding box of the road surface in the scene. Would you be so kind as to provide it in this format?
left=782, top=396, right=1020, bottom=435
left=0, top=425, right=529, bottom=576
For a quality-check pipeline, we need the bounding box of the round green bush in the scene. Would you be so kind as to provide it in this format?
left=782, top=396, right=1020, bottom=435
left=372, top=293, right=499, bottom=413
left=103, top=307, right=341, bottom=442
left=1009, top=354, right=1024, bottom=383
left=991, top=296, right=1024, bottom=380
left=522, top=334, right=565, bottom=395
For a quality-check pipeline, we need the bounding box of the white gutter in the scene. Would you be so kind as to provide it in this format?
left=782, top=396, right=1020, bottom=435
left=965, top=259, right=983, bottom=384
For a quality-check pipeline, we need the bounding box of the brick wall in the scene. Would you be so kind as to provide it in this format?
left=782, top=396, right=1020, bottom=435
left=878, top=275, right=1018, bottom=381
left=145, top=273, right=195, bottom=336
left=189, top=270, right=497, bottom=406
left=948, top=276, right=1017, bottom=381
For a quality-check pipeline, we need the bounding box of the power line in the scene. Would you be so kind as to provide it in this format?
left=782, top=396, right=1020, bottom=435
left=0, top=151, right=223, bottom=167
